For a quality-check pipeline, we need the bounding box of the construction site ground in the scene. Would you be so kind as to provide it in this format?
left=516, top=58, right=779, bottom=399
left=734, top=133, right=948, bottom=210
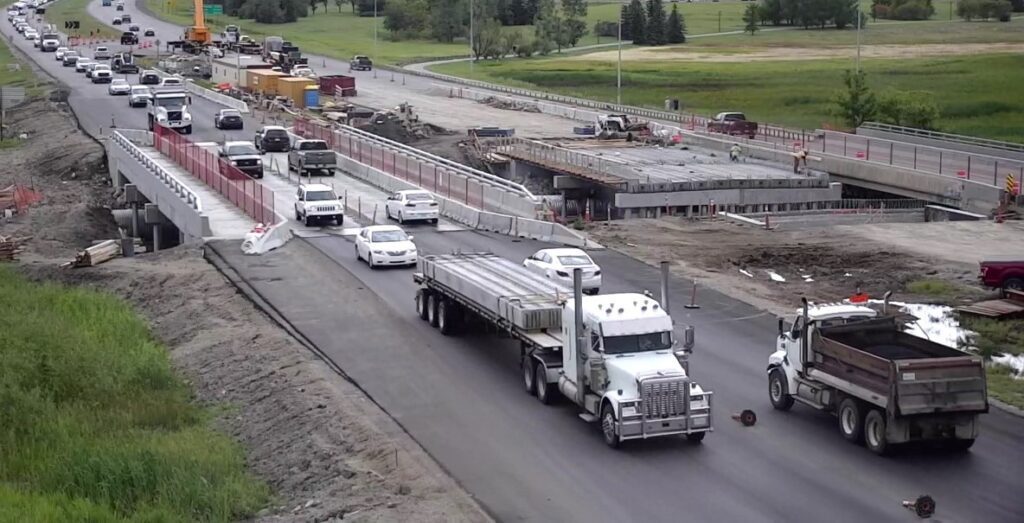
left=1, top=95, right=487, bottom=521
left=589, top=217, right=1023, bottom=318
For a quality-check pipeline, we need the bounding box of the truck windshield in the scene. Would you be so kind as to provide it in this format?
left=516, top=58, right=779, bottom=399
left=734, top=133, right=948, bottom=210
left=155, top=96, right=186, bottom=108
left=603, top=332, right=672, bottom=354
left=226, top=144, right=259, bottom=156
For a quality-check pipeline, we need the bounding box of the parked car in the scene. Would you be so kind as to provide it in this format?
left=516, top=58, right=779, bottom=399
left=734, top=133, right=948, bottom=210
left=254, top=125, right=290, bottom=153
left=349, top=55, right=372, bottom=71
left=143, top=27, right=155, bottom=36
left=93, top=46, right=111, bottom=60
left=138, top=70, right=160, bottom=85
left=214, top=109, right=243, bottom=130
left=108, top=78, right=130, bottom=95
left=979, top=257, right=1024, bottom=295
left=354, top=225, right=417, bottom=268
left=219, top=141, right=264, bottom=179
left=384, top=190, right=439, bottom=225
left=128, top=85, right=150, bottom=108
left=523, top=248, right=602, bottom=294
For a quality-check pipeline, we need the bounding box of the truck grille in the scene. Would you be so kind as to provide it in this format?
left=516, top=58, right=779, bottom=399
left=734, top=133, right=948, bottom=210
left=640, top=378, right=688, bottom=418
left=167, top=111, right=182, bottom=121
left=235, top=159, right=258, bottom=167
left=312, top=205, right=337, bottom=213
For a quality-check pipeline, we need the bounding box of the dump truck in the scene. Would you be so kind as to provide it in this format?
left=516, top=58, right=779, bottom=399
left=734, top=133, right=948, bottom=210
left=413, top=254, right=713, bottom=448
left=768, top=299, right=988, bottom=455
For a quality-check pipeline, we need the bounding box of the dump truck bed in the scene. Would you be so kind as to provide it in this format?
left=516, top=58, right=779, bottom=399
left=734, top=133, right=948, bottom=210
left=813, top=317, right=988, bottom=416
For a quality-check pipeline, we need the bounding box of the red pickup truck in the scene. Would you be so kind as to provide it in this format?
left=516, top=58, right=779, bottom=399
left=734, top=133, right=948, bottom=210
left=707, top=112, right=758, bottom=139
left=979, top=257, right=1024, bottom=294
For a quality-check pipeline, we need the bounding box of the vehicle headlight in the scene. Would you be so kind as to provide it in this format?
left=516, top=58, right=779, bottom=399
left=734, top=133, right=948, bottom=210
left=183, top=114, right=191, bottom=121
left=229, top=161, right=238, bottom=166
left=157, top=115, right=167, bottom=121
left=372, top=250, right=384, bottom=254
left=255, top=159, right=262, bottom=164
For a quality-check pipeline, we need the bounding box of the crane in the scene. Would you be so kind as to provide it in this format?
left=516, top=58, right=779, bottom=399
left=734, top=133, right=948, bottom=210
left=184, top=0, right=210, bottom=45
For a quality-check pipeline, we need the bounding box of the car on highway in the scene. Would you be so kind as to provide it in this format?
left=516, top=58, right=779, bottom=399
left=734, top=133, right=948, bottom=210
left=86, top=62, right=110, bottom=78
left=23, top=28, right=37, bottom=40
left=120, top=13, right=131, bottom=23
left=93, top=46, right=111, bottom=60
left=218, top=141, right=264, bottom=179
left=128, top=24, right=139, bottom=33
left=74, top=58, right=93, bottom=73
left=32, top=35, right=40, bottom=47
left=143, top=27, right=155, bottom=36
left=160, top=76, right=183, bottom=87
left=107, top=78, right=131, bottom=95
left=91, top=69, right=113, bottom=84
left=522, top=248, right=602, bottom=294
left=112, top=18, right=121, bottom=25
left=384, top=190, right=440, bottom=225
left=293, top=183, right=344, bottom=227
left=138, top=70, right=160, bottom=85
left=54, top=46, right=67, bottom=59
left=254, top=125, right=289, bottom=153
left=128, top=85, right=150, bottom=107
left=40, top=32, right=59, bottom=51
left=6, top=10, right=18, bottom=21
left=349, top=55, right=372, bottom=71
left=120, top=31, right=137, bottom=45
left=214, top=109, right=243, bottom=130
left=354, top=225, right=417, bottom=268
left=61, top=50, right=79, bottom=66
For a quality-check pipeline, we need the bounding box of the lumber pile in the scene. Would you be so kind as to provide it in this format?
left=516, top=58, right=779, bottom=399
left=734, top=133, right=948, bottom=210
left=65, top=239, right=122, bottom=268
left=0, top=235, right=28, bottom=262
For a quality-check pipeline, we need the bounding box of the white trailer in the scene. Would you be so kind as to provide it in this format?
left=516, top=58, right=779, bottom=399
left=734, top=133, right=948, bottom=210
left=413, top=253, right=713, bottom=448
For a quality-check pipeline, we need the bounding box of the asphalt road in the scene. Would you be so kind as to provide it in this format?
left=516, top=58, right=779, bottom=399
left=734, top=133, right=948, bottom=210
left=11, top=6, right=1024, bottom=523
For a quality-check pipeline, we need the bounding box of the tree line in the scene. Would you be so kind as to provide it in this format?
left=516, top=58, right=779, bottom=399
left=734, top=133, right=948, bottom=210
left=755, top=0, right=863, bottom=29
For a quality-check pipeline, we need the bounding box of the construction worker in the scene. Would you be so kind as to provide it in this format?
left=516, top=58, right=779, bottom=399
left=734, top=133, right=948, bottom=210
left=793, top=149, right=808, bottom=174
left=729, top=143, right=742, bottom=162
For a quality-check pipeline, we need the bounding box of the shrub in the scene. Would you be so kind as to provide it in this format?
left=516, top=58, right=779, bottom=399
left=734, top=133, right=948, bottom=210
left=891, top=0, right=934, bottom=19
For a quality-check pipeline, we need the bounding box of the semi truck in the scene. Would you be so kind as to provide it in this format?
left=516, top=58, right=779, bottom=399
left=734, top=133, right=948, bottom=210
left=413, top=255, right=713, bottom=448
left=147, top=88, right=193, bottom=134
left=768, top=298, right=988, bottom=455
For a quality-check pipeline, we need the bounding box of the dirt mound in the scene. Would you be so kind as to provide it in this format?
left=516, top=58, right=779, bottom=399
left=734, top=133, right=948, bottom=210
left=480, top=96, right=541, bottom=113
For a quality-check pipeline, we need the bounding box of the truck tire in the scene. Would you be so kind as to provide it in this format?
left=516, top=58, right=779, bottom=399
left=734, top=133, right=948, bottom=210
left=427, top=293, right=440, bottom=327
left=946, top=439, right=975, bottom=452
left=522, top=356, right=536, bottom=396
left=864, top=409, right=890, bottom=455
left=437, top=299, right=458, bottom=336
left=686, top=432, right=706, bottom=443
left=416, top=289, right=430, bottom=321
left=769, top=368, right=794, bottom=411
left=838, top=398, right=865, bottom=444
left=534, top=362, right=554, bottom=405
left=1003, top=278, right=1024, bottom=296
left=601, top=403, right=621, bottom=449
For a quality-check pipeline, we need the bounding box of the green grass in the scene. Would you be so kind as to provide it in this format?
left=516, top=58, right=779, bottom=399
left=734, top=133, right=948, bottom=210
left=962, top=316, right=1024, bottom=409
left=0, top=266, right=269, bottom=521
left=906, top=279, right=963, bottom=298
left=0, top=37, right=43, bottom=96
left=44, top=0, right=120, bottom=40
left=987, top=366, right=1024, bottom=410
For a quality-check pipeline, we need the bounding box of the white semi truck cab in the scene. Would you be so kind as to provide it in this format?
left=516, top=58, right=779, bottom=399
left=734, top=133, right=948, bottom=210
left=147, top=89, right=193, bottom=134
left=413, top=254, right=713, bottom=448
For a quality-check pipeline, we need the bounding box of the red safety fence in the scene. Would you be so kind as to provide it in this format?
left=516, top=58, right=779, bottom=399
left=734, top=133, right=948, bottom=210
left=294, top=118, right=486, bottom=209
left=153, top=125, right=277, bottom=224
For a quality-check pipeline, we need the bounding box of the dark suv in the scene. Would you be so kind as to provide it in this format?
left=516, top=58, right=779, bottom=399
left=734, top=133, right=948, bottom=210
left=219, top=141, right=264, bottom=179
left=255, top=126, right=290, bottom=153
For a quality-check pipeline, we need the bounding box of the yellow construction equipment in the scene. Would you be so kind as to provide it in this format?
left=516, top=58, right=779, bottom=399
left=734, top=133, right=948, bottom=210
left=184, top=0, right=210, bottom=45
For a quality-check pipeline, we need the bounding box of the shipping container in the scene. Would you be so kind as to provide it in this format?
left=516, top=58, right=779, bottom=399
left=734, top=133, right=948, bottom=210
left=246, top=69, right=289, bottom=96
left=277, top=77, right=317, bottom=108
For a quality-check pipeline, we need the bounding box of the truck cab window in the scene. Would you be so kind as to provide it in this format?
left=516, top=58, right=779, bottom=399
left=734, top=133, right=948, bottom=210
left=603, top=332, right=672, bottom=355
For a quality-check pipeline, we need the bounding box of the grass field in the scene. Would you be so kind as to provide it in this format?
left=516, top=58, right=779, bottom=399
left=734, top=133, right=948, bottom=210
left=0, top=35, right=43, bottom=94
left=0, top=267, right=269, bottom=521
left=433, top=17, right=1024, bottom=142
left=44, top=0, right=120, bottom=39
left=963, top=316, right=1024, bottom=409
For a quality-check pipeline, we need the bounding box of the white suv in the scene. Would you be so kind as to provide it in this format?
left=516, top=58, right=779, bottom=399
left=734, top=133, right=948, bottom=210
left=294, top=184, right=344, bottom=227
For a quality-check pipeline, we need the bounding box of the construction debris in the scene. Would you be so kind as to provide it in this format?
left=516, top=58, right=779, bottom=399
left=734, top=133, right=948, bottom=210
left=64, top=239, right=122, bottom=268
left=480, top=96, right=541, bottom=113
left=0, top=184, right=44, bottom=214
left=0, top=235, right=28, bottom=262
left=958, top=289, right=1024, bottom=319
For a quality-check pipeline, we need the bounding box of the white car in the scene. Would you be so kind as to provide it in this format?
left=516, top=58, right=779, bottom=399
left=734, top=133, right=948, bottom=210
left=93, top=46, right=111, bottom=60
left=54, top=46, right=67, bottom=59
left=108, top=78, right=130, bottom=95
left=523, top=248, right=602, bottom=294
left=354, top=225, right=417, bottom=268
left=160, top=76, right=183, bottom=87
left=23, top=28, right=37, bottom=40
left=293, top=183, right=343, bottom=226
left=384, top=189, right=439, bottom=224
left=128, top=85, right=150, bottom=107
left=75, top=58, right=93, bottom=73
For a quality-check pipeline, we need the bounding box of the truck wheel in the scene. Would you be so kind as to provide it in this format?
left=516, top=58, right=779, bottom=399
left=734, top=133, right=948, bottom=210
left=427, top=293, right=440, bottom=327
left=437, top=299, right=458, bottom=336
left=522, top=356, right=536, bottom=396
left=769, top=369, right=794, bottom=411
left=294, top=209, right=301, bottom=221
left=416, top=289, right=430, bottom=320
left=946, top=439, right=975, bottom=452
left=1003, top=278, right=1024, bottom=296
left=601, top=403, right=621, bottom=449
left=838, top=398, right=865, bottom=444
left=686, top=432, right=706, bottom=443
left=864, top=409, right=890, bottom=455
left=368, top=254, right=377, bottom=270
left=534, top=363, right=553, bottom=405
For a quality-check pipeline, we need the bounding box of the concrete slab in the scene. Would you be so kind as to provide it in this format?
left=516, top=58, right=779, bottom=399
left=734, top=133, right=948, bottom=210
left=139, top=146, right=255, bottom=239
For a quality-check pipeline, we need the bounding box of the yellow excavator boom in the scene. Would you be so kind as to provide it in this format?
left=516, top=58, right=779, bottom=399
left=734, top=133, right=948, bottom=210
left=184, top=0, right=210, bottom=44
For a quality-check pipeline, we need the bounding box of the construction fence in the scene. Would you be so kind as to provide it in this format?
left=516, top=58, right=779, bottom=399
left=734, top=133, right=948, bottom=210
left=153, top=125, right=277, bottom=225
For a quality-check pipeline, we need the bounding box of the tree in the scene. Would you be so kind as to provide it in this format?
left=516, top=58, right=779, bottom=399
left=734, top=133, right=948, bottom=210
left=356, top=0, right=384, bottom=17
left=561, top=0, right=588, bottom=47
left=876, top=90, right=940, bottom=129
left=503, top=30, right=525, bottom=56
left=430, top=0, right=465, bottom=42
left=758, top=0, right=784, bottom=25
left=626, top=0, right=645, bottom=44
left=619, top=4, right=632, bottom=40
left=831, top=0, right=859, bottom=29
left=645, top=0, right=666, bottom=45
left=350, top=0, right=357, bottom=13
left=335, top=0, right=344, bottom=12
left=473, top=17, right=505, bottom=59
left=310, top=0, right=318, bottom=14
left=743, top=3, right=760, bottom=34
left=666, top=4, right=685, bottom=43
left=384, top=0, right=428, bottom=37
left=534, top=0, right=562, bottom=54
left=832, top=69, right=877, bottom=128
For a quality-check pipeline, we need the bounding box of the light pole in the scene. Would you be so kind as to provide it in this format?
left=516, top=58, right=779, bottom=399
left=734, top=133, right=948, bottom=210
left=373, top=0, right=378, bottom=78
left=469, top=0, right=474, bottom=75
left=855, top=10, right=861, bottom=74
left=616, top=18, right=622, bottom=105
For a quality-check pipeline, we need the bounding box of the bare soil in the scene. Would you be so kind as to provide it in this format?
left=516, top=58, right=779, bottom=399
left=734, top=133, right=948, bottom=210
left=574, top=42, right=1024, bottom=63
left=1, top=94, right=488, bottom=522
left=589, top=217, right=999, bottom=317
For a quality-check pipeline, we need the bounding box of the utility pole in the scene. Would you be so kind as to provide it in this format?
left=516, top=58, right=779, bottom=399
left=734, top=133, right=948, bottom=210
left=469, top=0, right=474, bottom=75
left=373, top=0, right=378, bottom=78
left=617, top=18, right=622, bottom=105
left=855, top=11, right=861, bottom=75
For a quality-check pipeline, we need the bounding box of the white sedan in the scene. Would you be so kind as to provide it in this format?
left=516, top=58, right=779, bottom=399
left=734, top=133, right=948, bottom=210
left=384, top=189, right=439, bottom=224
left=523, top=248, right=602, bottom=294
left=354, top=225, right=418, bottom=268
left=54, top=46, right=67, bottom=59
left=108, top=78, right=130, bottom=95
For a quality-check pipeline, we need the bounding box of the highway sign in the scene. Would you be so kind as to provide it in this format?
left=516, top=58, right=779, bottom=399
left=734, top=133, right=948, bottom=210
left=203, top=5, right=223, bottom=15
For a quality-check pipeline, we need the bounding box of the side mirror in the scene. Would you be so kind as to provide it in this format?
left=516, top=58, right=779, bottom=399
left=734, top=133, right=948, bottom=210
left=778, top=318, right=785, bottom=337
left=682, top=325, right=695, bottom=351
left=791, top=325, right=802, bottom=340
left=407, top=235, right=414, bottom=241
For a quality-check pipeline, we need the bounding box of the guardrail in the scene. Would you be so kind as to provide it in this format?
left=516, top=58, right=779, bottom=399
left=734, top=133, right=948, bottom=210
left=111, top=130, right=203, bottom=212
left=152, top=125, right=276, bottom=224
left=860, top=122, right=1024, bottom=154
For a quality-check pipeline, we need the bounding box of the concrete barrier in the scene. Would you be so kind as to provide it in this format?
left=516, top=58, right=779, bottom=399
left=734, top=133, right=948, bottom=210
left=151, top=69, right=249, bottom=113
left=478, top=211, right=513, bottom=235
left=924, top=205, right=987, bottom=222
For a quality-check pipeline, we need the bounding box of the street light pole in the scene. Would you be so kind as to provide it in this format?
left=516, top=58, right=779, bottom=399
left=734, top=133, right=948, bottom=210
left=855, top=10, right=861, bottom=75
left=617, top=18, right=622, bottom=105
left=373, top=0, right=378, bottom=78
left=469, top=0, right=474, bottom=75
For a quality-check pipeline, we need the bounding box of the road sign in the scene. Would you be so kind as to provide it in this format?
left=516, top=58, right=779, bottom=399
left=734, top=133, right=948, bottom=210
left=203, top=5, right=223, bottom=15
left=64, top=20, right=80, bottom=30
left=1007, top=174, right=1019, bottom=196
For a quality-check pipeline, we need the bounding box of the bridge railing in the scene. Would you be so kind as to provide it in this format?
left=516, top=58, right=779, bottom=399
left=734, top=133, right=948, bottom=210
left=111, top=130, right=203, bottom=212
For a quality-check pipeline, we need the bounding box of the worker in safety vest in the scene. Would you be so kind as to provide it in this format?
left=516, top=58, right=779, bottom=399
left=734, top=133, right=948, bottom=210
left=792, top=149, right=808, bottom=173
left=730, top=143, right=742, bottom=162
